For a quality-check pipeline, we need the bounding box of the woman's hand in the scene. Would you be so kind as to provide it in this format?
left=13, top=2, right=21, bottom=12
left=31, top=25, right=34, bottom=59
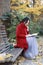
left=26, top=34, right=32, bottom=37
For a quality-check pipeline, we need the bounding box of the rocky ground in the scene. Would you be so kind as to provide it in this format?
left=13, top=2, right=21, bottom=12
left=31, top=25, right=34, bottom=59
left=13, top=36, right=43, bottom=65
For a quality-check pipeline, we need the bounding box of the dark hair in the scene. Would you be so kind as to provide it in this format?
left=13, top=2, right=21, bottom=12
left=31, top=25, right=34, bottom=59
left=20, top=17, right=30, bottom=23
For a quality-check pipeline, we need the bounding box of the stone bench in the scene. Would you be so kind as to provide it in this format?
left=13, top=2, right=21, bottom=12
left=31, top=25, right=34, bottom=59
left=0, top=43, right=23, bottom=63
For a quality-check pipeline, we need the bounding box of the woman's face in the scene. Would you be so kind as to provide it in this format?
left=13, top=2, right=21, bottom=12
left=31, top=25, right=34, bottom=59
left=25, top=20, right=30, bottom=26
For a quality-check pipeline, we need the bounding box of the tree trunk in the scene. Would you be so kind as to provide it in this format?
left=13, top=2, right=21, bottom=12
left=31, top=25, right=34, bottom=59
left=31, top=0, right=35, bottom=20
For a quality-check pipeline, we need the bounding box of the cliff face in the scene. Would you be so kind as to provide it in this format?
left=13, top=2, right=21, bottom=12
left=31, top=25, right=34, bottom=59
left=0, top=0, right=10, bottom=16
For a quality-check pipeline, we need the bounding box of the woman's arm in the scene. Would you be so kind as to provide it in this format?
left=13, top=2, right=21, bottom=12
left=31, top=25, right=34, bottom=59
left=17, top=34, right=26, bottom=38
left=16, top=27, right=26, bottom=38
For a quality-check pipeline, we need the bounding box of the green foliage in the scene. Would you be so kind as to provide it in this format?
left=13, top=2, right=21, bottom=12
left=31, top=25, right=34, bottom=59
left=7, top=18, right=19, bottom=39
left=2, top=11, right=42, bottom=41
left=7, top=11, right=27, bottom=39
left=39, top=20, right=43, bottom=35
left=7, top=11, right=31, bottom=40
left=29, top=21, right=41, bottom=34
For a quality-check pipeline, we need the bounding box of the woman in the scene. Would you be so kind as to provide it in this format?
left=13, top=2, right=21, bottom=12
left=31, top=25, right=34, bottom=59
left=15, top=17, right=38, bottom=59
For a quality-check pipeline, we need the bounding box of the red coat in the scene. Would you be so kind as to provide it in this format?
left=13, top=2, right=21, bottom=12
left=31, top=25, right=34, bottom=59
left=15, top=22, right=30, bottom=50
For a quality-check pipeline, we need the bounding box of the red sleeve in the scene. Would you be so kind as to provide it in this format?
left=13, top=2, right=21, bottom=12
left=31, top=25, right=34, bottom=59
left=27, top=30, right=30, bottom=34
left=16, top=26, right=26, bottom=38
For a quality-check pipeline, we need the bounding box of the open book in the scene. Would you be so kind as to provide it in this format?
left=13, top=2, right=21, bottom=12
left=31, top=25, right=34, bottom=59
left=26, top=33, right=38, bottom=37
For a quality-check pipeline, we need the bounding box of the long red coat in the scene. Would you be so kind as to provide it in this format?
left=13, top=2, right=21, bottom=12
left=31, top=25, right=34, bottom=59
left=15, top=22, right=30, bottom=50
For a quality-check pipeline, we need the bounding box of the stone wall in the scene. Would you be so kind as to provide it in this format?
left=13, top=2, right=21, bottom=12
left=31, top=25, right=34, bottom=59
left=0, top=0, right=10, bottom=16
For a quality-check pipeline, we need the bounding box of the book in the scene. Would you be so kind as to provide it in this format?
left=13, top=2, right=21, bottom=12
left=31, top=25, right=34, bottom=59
left=26, top=33, right=38, bottom=37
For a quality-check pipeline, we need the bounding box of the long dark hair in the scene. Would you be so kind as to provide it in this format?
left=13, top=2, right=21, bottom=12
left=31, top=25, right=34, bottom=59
left=20, top=17, right=30, bottom=23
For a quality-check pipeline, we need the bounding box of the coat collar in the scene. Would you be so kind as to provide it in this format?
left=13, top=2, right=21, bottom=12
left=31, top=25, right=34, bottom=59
left=20, top=22, right=27, bottom=29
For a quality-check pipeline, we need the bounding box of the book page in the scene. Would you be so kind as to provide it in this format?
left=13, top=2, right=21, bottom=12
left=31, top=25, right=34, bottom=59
left=26, top=33, right=38, bottom=37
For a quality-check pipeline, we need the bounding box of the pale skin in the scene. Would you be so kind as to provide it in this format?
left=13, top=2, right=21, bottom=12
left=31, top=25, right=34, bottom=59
left=25, top=20, right=30, bottom=31
left=24, top=20, right=38, bottom=37
left=25, top=20, right=30, bottom=27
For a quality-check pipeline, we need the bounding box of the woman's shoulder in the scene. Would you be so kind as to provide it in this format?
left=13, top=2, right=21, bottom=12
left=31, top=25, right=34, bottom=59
left=17, top=23, right=24, bottom=28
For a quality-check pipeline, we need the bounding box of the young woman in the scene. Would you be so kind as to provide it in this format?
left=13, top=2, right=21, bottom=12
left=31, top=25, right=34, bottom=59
left=15, top=17, right=38, bottom=59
